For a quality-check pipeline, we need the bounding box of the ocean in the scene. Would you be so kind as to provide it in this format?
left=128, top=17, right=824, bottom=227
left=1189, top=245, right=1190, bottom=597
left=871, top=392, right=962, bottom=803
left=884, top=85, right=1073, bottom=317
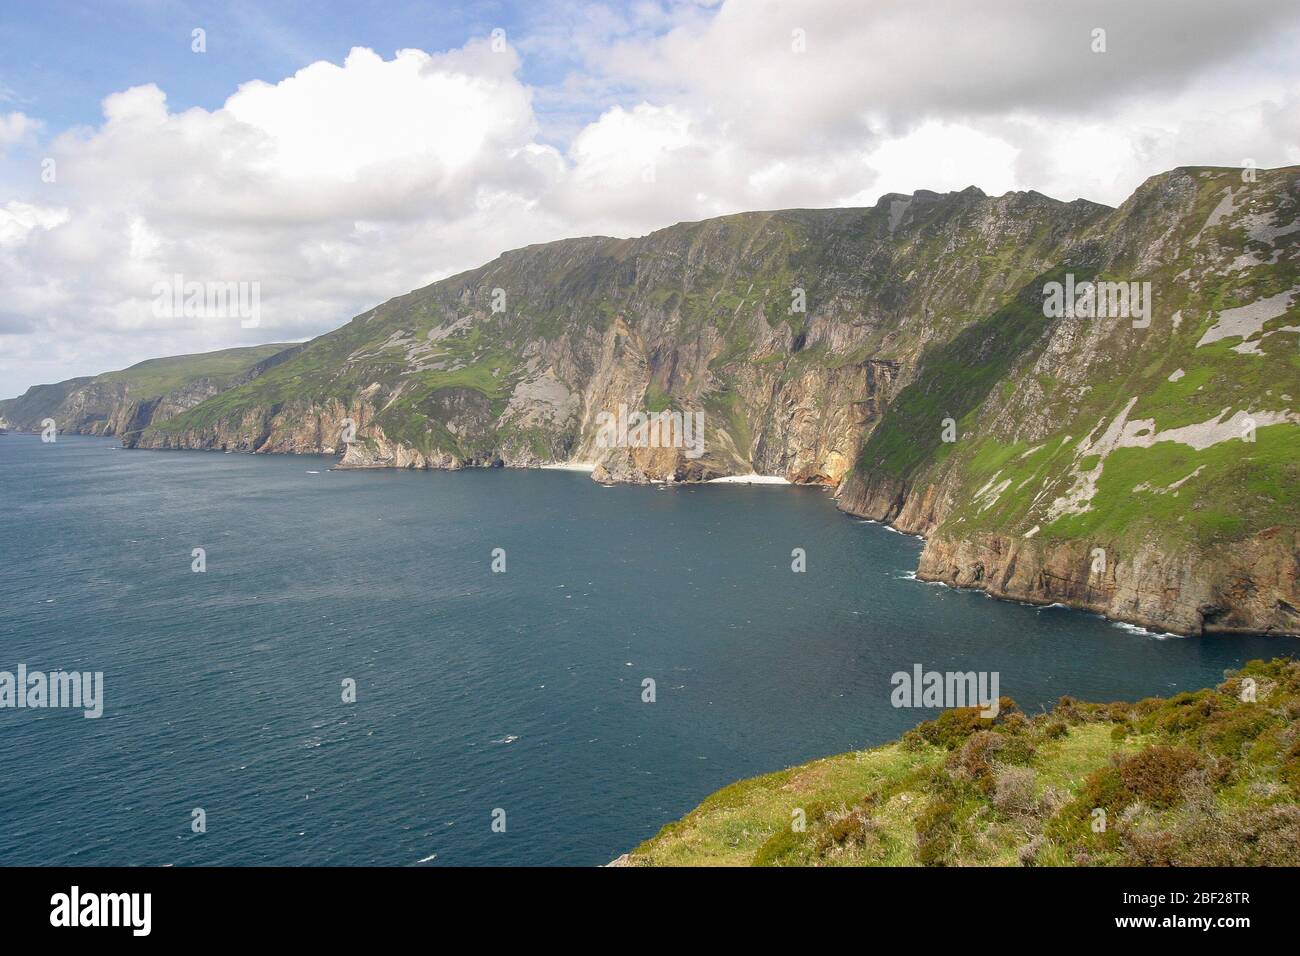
left=0, top=433, right=1292, bottom=865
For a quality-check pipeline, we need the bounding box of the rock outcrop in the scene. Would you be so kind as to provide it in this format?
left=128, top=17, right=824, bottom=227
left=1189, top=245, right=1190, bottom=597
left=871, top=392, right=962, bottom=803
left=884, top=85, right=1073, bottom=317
left=0, top=344, right=296, bottom=441
left=914, top=527, right=1300, bottom=636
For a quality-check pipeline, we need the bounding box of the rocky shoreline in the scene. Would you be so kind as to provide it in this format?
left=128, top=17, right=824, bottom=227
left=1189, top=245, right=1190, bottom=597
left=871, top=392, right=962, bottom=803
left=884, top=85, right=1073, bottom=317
left=834, top=470, right=1299, bottom=639
left=8, top=167, right=1298, bottom=641
left=77, top=430, right=1300, bottom=639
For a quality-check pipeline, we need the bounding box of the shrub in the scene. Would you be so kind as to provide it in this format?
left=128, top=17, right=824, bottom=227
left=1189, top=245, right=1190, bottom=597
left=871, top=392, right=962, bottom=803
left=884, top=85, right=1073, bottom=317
left=1017, top=834, right=1045, bottom=866
left=1130, top=697, right=1164, bottom=722
left=1281, top=739, right=1300, bottom=797
left=916, top=794, right=960, bottom=866
left=1115, top=745, right=1203, bottom=809
left=1045, top=746, right=1204, bottom=853
left=752, top=800, right=833, bottom=866
left=900, top=727, right=929, bottom=752
left=1124, top=805, right=1300, bottom=866
left=1042, top=720, right=1069, bottom=740
left=915, top=772, right=980, bottom=866
left=814, top=806, right=882, bottom=858
left=1138, top=689, right=1226, bottom=737
left=946, top=731, right=1004, bottom=789
left=1233, top=658, right=1300, bottom=696
left=1055, top=695, right=1081, bottom=722
left=999, top=733, right=1037, bottom=765
left=1198, top=705, right=1278, bottom=758
left=908, top=698, right=1021, bottom=751
left=1104, top=701, right=1134, bottom=723
left=996, top=711, right=1031, bottom=735
left=992, top=766, right=1039, bottom=817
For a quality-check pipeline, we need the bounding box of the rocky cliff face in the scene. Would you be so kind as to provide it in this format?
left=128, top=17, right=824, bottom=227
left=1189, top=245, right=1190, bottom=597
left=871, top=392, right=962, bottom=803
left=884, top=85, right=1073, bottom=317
left=140, top=188, right=1102, bottom=477
left=914, top=526, right=1299, bottom=636
left=834, top=167, right=1300, bottom=635
left=56, top=166, right=1300, bottom=636
left=0, top=344, right=296, bottom=440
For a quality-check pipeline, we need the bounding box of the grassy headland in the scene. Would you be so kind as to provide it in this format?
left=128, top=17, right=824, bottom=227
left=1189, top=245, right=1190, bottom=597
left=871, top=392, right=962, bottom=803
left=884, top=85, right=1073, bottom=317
left=627, top=658, right=1300, bottom=866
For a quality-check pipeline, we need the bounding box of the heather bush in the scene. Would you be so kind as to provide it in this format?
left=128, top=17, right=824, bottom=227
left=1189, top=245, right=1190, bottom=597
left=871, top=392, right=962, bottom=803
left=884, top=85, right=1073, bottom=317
left=1114, top=745, right=1203, bottom=809
left=992, top=766, right=1039, bottom=817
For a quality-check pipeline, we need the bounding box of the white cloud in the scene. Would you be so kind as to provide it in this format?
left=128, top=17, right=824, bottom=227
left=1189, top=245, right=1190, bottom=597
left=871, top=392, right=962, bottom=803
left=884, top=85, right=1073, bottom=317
left=0, top=41, right=573, bottom=392
left=851, top=123, right=1021, bottom=202
left=2, top=0, right=1300, bottom=396
left=0, top=201, right=69, bottom=246
left=0, top=111, right=40, bottom=154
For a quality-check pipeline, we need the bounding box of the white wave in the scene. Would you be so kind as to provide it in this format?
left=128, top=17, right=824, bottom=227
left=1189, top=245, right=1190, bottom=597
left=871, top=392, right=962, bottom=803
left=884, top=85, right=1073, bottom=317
left=1111, top=621, right=1184, bottom=639
left=881, top=524, right=922, bottom=538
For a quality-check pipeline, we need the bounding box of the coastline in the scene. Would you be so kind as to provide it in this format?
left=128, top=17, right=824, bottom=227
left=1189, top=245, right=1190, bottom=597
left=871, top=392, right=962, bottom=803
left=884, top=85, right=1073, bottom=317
left=705, top=474, right=791, bottom=484
left=30, top=433, right=1299, bottom=640
left=617, top=658, right=1300, bottom=867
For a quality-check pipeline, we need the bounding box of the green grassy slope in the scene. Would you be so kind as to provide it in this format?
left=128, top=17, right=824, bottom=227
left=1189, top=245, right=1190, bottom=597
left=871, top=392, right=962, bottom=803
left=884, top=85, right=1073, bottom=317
left=629, top=659, right=1300, bottom=866
left=144, top=189, right=1109, bottom=464
left=0, top=377, right=94, bottom=427
left=0, top=343, right=297, bottom=429
left=848, top=166, right=1300, bottom=556
left=95, top=343, right=297, bottom=398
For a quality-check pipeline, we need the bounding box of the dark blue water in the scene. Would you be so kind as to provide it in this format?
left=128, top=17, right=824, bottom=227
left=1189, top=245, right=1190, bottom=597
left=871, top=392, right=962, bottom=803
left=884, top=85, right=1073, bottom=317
left=0, top=434, right=1293, bottom=865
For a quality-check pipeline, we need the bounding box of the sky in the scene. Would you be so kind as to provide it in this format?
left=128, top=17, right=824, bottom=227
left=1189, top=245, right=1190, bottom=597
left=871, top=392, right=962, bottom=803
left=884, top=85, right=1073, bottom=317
left=1, top=0, right=1299, bottom=397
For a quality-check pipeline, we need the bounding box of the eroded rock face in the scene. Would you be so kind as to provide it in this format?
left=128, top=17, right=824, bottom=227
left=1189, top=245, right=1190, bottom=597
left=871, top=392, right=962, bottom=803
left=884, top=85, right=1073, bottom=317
left=831, top=166, right=1300, bottom=636
left=136, top=186, right=1104, bottom=483
left=1, top=344, right=295, bottom=442
left=16, top=166, right=1295, bottom=636
left=913, top=528, right=1300, bottom=636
